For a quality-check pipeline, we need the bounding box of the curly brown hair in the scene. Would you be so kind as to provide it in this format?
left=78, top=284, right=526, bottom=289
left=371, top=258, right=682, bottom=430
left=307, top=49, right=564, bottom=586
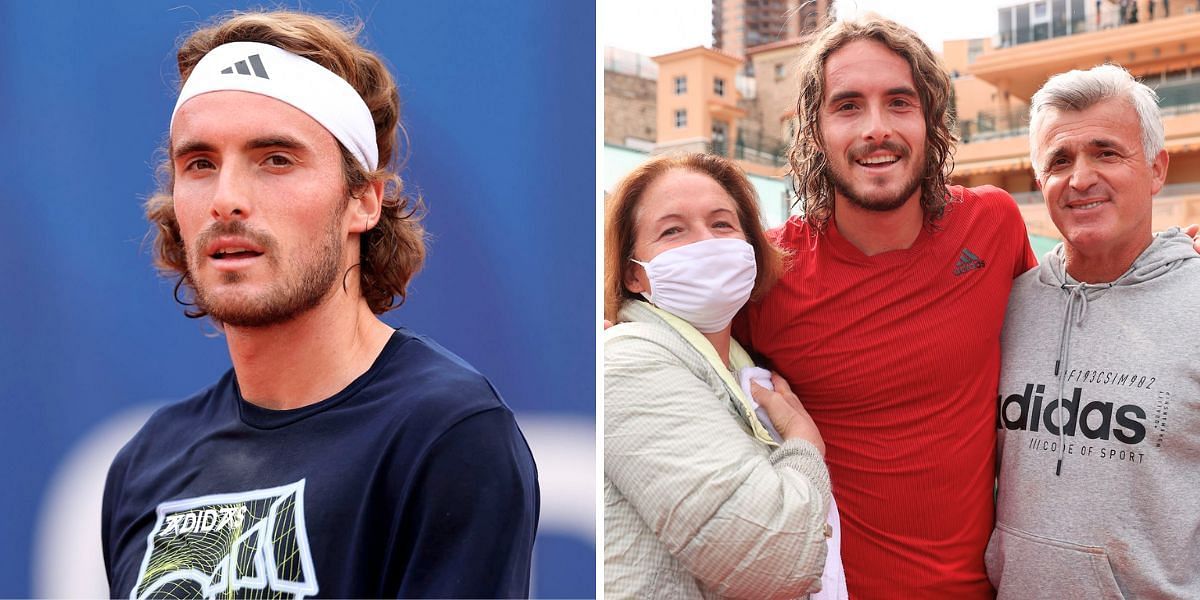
left=146, top=9, right=425, bottom=318
left=788, top=14, right=957, bottom=231
left=604, top=153, right=786, bottom=323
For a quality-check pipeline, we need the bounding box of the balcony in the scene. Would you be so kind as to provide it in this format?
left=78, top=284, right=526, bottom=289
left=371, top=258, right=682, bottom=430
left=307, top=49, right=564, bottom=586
left=734, top=129, right=789, bottom=167
left=959, top=108, right=1031, bottom=143
left=959, top=80, right=1200, bottom=145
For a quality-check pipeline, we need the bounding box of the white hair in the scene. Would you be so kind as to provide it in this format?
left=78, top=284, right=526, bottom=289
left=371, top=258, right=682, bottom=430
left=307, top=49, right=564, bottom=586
left=1028, top=64, right=1164, bottom=176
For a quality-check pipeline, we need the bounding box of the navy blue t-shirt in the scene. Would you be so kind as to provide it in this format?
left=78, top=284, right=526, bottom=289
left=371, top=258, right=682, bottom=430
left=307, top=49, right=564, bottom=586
left=102, top=328, right=539, bottom=599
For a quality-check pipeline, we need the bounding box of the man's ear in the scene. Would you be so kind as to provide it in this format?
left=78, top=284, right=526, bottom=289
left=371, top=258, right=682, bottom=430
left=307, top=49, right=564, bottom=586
left=1149, top=149, right=1169, bottom=196
left=349, top=180, right=385, bottom=233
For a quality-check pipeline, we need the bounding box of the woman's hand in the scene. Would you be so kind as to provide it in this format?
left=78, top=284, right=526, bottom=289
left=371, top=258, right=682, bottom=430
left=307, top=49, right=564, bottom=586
left=750, top=372, right=826, bottom=456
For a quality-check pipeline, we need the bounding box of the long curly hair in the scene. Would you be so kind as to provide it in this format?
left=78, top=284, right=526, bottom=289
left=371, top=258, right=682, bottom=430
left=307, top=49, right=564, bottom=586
left=788, top=15, right=957, bottom=230
left=146, top=9, right=426, bottom=318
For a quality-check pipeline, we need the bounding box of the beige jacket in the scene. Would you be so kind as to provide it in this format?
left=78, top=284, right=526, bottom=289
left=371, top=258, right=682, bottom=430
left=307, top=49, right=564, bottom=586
left=604, top=300, right=832, bottom=599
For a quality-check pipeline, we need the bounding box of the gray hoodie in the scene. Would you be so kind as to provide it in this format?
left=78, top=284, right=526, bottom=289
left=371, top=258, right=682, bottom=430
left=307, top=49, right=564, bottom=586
left=986, top=228, right=1200, bottom=599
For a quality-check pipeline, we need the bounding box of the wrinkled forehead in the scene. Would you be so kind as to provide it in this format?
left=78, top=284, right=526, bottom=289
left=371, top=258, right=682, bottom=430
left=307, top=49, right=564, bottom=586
left=1034, top=99, right=1141, bottom=156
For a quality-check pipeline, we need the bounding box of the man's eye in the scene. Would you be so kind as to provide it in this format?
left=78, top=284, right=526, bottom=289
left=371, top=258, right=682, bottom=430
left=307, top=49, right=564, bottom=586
left=185, top=158, right=215, bottom=171
left=835, top=102, right=858, bottom=112
left=890, top=98, right=913, bottom=108
left=265, top=155, right=293, bottom=167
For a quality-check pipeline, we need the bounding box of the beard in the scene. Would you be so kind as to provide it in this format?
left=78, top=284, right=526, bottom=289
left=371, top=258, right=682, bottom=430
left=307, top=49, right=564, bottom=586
left=828, top=141, right=924, bottom=213
left=186, top=212, right=344, bottom=328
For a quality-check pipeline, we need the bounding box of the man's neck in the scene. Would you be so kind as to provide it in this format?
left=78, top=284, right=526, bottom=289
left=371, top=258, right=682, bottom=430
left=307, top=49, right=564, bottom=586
left=1064, top=234, right=1153, bottom=284
left=832, top=192, right=925, bottom=256
left=223, top=291, right=395, bottom=410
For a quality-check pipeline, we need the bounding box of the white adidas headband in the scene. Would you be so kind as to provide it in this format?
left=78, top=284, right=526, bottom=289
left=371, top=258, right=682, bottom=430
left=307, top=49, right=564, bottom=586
left=171, top=41, right=379, bottom=171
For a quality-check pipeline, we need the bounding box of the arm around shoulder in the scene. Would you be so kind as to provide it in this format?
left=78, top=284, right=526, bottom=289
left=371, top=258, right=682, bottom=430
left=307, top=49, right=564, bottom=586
left=605, top=333, right=830, bottom=599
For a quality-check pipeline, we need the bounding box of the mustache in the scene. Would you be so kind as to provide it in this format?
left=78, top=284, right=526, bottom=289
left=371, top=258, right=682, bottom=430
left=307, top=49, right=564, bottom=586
left=849, top=140, right=910, bottom=161
left=193, top=220, right=277, bottom=257
left=1061, top=186, right=1111, bottom=204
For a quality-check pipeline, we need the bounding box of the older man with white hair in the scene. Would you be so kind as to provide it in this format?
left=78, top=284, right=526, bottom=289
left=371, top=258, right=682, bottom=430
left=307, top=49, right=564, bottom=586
left=986, top=64, right=1200, bottom=598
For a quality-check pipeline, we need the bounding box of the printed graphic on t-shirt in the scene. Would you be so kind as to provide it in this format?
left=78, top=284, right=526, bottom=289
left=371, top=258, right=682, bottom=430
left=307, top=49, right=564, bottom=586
left=132, top=479, right=318, bottom=599
left=997, top=371, right=1172, bottom=466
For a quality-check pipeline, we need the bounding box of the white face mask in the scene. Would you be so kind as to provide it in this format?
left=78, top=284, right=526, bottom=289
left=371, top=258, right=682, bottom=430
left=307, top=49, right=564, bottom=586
left=632, top=237, right=758, bottom=333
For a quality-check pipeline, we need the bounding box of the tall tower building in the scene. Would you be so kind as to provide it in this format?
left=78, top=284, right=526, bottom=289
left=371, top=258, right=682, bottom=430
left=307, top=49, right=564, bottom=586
left=712, top=0, right=832, bottom=65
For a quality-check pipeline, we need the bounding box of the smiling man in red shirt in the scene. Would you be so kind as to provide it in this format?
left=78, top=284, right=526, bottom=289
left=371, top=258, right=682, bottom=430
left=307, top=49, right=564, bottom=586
left=736, top=16, right=1036, bottom=598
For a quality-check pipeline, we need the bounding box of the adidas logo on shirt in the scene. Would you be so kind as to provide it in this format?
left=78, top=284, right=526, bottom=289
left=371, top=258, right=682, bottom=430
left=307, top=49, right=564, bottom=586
left=953, top=248, right=986, bottom=276
left=220, top=53, right=270, bottom=79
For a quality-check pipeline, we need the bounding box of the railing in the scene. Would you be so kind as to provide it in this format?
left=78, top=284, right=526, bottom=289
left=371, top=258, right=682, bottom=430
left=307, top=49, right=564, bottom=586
left=997, top=18, right=1089, bottom=48
left=733, top=130, right=789, bottom=167
left=958, top=108, right=1030, bottom=143
left=960, top=80, right=1200, bottom=143
left=1157, top=80, right=1200, bottom=112
left=995, top=3, right=1183, bottom=49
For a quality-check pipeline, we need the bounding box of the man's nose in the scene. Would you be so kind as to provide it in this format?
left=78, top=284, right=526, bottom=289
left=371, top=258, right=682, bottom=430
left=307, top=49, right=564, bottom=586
left=210, top=164, right=252, bottom=220
left=1068, top=159, right=1099, bottom=192
left=862, top=104, right=893, bottom=142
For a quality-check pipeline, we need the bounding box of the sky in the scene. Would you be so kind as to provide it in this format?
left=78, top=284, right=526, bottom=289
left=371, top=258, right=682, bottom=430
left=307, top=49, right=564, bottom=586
left=601, top=0, right=1013, bottom=57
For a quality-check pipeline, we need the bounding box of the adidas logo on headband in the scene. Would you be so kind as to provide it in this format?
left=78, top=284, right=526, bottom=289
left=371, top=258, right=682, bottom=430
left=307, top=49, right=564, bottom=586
left=220, top=54, right=270, bottom=79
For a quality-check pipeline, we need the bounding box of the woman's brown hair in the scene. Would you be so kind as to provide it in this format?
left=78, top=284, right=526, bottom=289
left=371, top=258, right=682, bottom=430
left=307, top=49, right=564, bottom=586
left=603, top=153, right=785, bottom=323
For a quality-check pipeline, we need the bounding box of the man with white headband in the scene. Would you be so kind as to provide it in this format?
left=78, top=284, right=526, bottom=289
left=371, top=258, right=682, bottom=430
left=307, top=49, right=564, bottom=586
left=101, top=11, right=539, bottom=598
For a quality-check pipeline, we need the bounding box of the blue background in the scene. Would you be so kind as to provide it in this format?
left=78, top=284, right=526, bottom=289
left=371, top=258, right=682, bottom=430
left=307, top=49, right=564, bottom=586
left=0, top=1, right=596, bottom=597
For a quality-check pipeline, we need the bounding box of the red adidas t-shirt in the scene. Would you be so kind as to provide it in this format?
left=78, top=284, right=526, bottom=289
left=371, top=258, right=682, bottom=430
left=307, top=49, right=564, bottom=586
left=736, top=186, right=1037, bottom=599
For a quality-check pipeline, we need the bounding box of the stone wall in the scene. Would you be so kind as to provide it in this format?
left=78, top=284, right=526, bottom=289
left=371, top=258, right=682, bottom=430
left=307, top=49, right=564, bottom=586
left=604, top=70, right=656, bottom=147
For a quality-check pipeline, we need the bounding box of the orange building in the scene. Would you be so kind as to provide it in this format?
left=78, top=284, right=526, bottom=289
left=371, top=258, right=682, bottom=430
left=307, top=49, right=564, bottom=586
left=650, top=47, right=753, bottom=164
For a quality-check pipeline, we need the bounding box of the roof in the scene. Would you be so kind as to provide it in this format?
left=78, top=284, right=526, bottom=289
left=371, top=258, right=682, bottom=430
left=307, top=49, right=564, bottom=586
left=652, top=46, right=745, bottom=66
left=745, top=36, right=811, bottom=57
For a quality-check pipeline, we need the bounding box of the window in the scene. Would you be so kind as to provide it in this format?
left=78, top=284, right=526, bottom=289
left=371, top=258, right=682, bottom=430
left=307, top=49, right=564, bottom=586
left=714, top=77, right=726, bottom=96
left=774, top=63, right=785, bottom=79
left=967, top=39, right=984, bottom=64
left=675, top=109, right=687, bottom=128
left=674, top=75, right=687, bottom=95
left=1165, top=68, right=1189, bottom=83
left=998, top=7, right=1013, bottom=46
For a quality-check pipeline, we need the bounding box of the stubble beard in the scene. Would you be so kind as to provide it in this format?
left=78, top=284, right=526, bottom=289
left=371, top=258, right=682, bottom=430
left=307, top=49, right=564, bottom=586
left=187, top=211, right=346, bottom=328
left=827, top=149, right=925, bottom=213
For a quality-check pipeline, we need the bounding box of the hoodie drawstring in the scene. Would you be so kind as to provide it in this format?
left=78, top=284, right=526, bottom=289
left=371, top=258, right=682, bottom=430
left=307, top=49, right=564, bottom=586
left=1052, top=282, right=1111, bottom=476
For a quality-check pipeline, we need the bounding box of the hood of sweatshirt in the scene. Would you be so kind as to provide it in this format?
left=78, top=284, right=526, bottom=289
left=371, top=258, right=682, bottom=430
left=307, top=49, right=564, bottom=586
left=1039, top=226, right=1199, bottom=292
left=1037, top=227, right=1198, bottom=475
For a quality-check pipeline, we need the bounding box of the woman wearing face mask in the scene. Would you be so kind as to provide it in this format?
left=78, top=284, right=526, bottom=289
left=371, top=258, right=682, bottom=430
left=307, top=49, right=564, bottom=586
left=604, top=153, right=837, bottom=599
